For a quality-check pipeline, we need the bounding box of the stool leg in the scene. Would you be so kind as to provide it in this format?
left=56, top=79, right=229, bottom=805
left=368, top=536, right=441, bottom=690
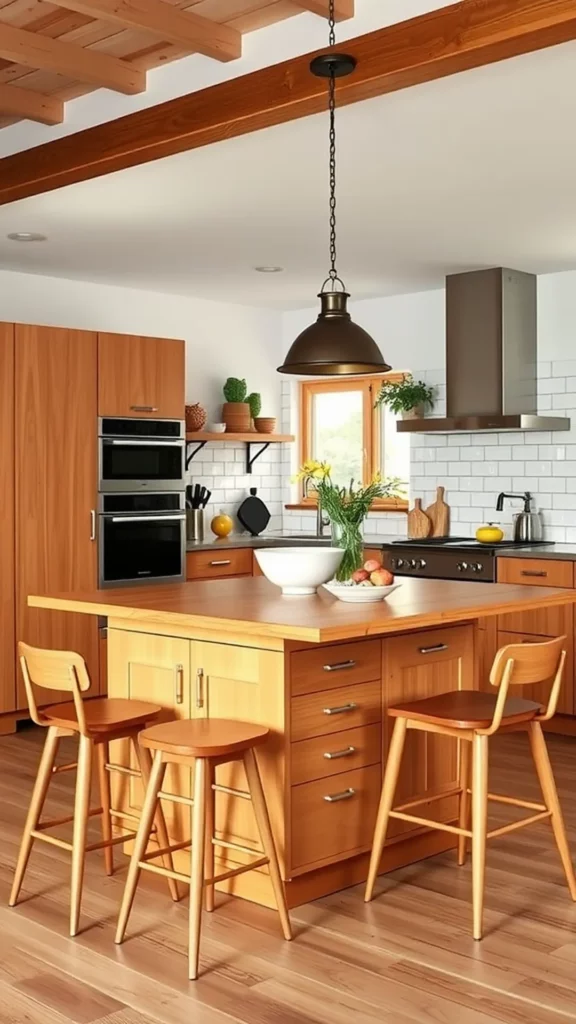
left=365, top=717, right=407, bottom=903
left=529, top=721, right=576, bottom=900
left=457, top=739, right=472, bottom=867
left=133, top=740, right=180, bottom=903
left=243, top=748, right=292, bottom=942
left=189, top=758, right=207, bottom=980
left=96, top=742, right=114, bottom=877
left=204, top=762, right=215, bottom=913
left=70, top=734, right=93, bottom=937
left=471, top=733, right=488, bottom=941
left=10, top=726, right=60, bottom=907
left=115, top=750, right=166, bottom=945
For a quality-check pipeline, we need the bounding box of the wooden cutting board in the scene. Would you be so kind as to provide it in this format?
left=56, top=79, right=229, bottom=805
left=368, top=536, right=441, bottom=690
left=425, top=486, right=450, bottom=537
left=407, top=498, right=432, bottom=539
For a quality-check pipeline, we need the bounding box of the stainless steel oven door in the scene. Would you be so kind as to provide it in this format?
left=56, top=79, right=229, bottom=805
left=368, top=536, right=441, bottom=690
left=99, top=437, right=185, bottom=492
left=99, top=511, right=186, bottom=587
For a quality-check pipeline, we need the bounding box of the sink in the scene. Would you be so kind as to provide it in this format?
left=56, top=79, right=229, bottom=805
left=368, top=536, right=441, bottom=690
left=266, top=534, right=332, bottom=545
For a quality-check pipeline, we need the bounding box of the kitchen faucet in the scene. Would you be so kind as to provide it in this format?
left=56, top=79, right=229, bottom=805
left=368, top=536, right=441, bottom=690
left=316, top=502, right=330, bottom=539
left=496, top=491, right=532, bottom=513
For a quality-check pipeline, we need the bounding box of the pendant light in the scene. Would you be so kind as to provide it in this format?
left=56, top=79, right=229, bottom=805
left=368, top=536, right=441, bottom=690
left=278, top=0, right=391, bottom=376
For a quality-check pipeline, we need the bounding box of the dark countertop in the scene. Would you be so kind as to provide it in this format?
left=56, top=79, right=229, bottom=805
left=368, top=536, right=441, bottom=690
left=495, top=544, right=576, bottom=562
left=186, top=532, right=398, bottom=552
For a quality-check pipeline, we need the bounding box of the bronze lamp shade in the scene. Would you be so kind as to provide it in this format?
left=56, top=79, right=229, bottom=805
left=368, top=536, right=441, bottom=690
left=278, top=291, right=391, bottom=376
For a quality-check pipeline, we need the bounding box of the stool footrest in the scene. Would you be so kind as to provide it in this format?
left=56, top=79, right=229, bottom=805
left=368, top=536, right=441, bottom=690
left=213, top=784, right=251, bottom=801
left=209, top=857, right=269, bottom=886
left=36, top=807, right=103, bottom=831
left=142, top=839, right=191, bottom=861
left=30, top=830, right=73, bottom=851
left=390, top=811, right=469, bottom=837
left=484, top=791, right=547, bottom=813
left=394, top=788, right=462, bottom=813
left=487, top=810, right=551, bottom=840
left=106, top=762, right=140, bottom=778
left=109, top=807, right=157, bottom=832
left=139, top=861, right=191, bottom=885
left=52, top=761, right=78, bottom=774
left=158, top=790, right=194, bottom=807
left=212, top=836, right=261, bottom=857
left=86, top=831, right=138, bottom=853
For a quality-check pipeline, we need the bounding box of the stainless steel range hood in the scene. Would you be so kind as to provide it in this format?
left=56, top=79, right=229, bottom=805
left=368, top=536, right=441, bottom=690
left=398, top=268, right=570, bottom=434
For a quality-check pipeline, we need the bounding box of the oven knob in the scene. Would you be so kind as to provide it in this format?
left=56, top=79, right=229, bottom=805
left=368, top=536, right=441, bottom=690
left=457, top=561, right=469, bottom=572
left=392, top=557, right=404, bottom=569
left=471, top=562, right=483, bottom=573
left=417, top=558, right=427, bottom=570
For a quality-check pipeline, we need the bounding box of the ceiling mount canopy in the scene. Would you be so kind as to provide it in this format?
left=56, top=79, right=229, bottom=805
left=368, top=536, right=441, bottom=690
left=278, top=0, right=390, bottom=377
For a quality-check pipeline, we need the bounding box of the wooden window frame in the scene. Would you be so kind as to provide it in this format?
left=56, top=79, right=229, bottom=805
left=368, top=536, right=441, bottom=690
left=290, top=373, right=409, bottom=513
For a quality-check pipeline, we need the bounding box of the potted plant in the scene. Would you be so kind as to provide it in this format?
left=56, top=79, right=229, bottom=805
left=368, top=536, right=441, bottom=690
left=374, top=375, right=435, bottom=419
left=247, top=392, right=261, bottom=431
left=222, top=378, right=251, bottom=432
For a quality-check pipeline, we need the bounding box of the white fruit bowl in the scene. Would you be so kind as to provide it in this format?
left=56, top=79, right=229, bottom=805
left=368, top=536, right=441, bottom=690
left=323, top=580, right=402, bottom=603
left=255, top=546, right=343, bottom=595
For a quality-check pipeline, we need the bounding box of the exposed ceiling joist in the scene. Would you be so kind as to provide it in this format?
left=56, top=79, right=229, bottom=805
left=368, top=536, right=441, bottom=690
left=295, top=0, right=354, bottom=19
left=45, top=0, right=242, bottom=62
left=0, top=85, right=63, bottom=126
left=1, top=0, right=576, bottom=206
left=0, top=22, right=145, bottom=95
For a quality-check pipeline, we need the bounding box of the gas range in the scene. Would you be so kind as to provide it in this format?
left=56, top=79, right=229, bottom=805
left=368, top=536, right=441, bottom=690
left=382, top=537, right=552, bottom=583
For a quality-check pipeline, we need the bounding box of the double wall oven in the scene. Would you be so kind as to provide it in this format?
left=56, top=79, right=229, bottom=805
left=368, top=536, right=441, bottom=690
left=98, top=418, right=186, bottom=587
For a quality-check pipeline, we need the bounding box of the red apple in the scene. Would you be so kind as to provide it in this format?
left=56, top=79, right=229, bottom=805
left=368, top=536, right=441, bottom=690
left=352, top=569, right=370, bottom=583
left=370, top=568, right=395, bottom=587
left=363, top=558, right=382, bottom=573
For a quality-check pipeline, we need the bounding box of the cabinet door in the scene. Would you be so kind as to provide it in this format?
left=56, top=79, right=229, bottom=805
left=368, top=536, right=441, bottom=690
left=382, top=624, right=474, bottom=839
left=191, top=640, right=286, bottom=873
left=108, top=628, right=191, bottom=841
left=15, top=325, right=99, bottom=708
left=98, top=333, right=185, bottom=419
left=0, top=324, right=15, bottom=714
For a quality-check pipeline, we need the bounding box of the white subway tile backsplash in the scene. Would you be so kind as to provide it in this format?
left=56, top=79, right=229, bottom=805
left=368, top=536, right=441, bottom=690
left=538, top=378, right=566, bottom=394
left=514, top=445, right=537, bottom=461
left=552, top=461, right=576, bottom=476
left=492, top=446, right=512, bottom=461
left=426, top=462, right=447, bottom=476
left=552, top=393, right=576, bottom=410
left=553, top=360, right=576, bottom=378
left=538, top=396, right=553, bottom=411
left=447, top=462, right=470, bottom=476
left=467, top=447, right=485, bottom=461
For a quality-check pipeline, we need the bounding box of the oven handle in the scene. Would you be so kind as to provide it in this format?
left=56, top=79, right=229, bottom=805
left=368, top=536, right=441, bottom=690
left=108, top=514, right=186, bottom=523
left=102, top=439, right=184, bottom=447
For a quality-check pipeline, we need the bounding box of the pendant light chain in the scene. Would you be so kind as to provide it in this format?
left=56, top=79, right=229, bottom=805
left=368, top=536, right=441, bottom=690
left=328, top=0, right=338, bottom=285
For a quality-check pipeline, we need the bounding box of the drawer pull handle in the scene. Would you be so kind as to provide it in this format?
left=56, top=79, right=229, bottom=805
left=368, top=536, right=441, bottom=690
left=130, top=405, right=158, bottom=412
left=520, top=570, right=547, bottom=578
left=323, top=659, right=357, bottom=672
left=210, top=559, right=232, bottom=566
left=175, top=663, right=184, bottom=705
left=324, top=746, right=356, bottom=761
left=196, top=667, right=204, bottom=709
left=418, top=643, right=448, bottom=655
left=323, top=702, right=357, bottom=716
left=324, top=788, right=356, bottom=803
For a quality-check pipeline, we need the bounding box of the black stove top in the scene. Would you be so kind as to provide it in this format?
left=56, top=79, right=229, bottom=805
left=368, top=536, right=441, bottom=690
left=384, top=537, right=552, bottom=583
left=392, top=538, right=552, bottom=551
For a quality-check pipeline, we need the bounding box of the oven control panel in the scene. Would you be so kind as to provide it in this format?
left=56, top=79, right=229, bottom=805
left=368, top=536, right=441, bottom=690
left=384, top=549, right=495, bottom=583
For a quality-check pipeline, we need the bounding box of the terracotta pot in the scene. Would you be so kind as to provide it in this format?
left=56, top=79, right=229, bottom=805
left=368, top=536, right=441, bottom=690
left=401, top=404, right=425, bottom=420
left=185, top=403, right=207, bottom=432
left=255, top=417, right=276, bottom=434
left=222, top=402, right=251, bottom=433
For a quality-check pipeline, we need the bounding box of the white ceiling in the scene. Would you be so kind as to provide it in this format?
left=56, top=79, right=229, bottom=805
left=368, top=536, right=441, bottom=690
left=1, top=39, right=576, bottom=309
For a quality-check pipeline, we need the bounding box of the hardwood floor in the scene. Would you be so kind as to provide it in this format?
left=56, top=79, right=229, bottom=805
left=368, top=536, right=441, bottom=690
left=2, top=724, right=576, bottom=1023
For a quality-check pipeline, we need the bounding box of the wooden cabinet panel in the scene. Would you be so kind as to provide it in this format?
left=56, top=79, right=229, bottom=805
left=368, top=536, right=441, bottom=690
left=290, top=638, right=381, bottom=696
left=291, top=764, right=382, bottom=873
left=291, top=723, right=381, bottom=786
left=15, top=325, right=99, bottom=709
left=0, top=324, right=15, bottom=714
left=363, top=548, right=383, bottom=564
left=497, top=629, right=574, bottom=716
left=186, top=548, right=252, bottom=580
left=98, top=333, right=185, bottom=419
left=382, top=624, right=474, bottom=839
left=291, top=679, right=381, bottom=743
left=498, top=603, right=570, bottom=637
left=497, top=557, right=573, bottom=589
left=477, top=616, right=499, bottom=693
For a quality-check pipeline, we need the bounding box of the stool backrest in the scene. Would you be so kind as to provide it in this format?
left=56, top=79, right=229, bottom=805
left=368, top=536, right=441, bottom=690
left=485, top=635, right=566, bottom=734
left=18, top=641, right=91, bottom=734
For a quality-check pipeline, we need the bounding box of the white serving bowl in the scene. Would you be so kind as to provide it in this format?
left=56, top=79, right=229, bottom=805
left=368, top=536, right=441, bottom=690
left=323, top=580, right=401, bottom=603
left=255, top=546, right=343, bottom=595
left=209, top=422, right=226, bottom=433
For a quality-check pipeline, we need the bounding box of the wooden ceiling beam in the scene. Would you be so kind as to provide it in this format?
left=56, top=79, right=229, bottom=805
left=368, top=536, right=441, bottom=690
left=46, top=0, right=241, bottom=62
left=294, top=0, right=354, bottom=20
left=0, top=23, right=145, bottom=95
left=1, top=0, right=576, bottom=205
left=0, top=84, right=63, bottom=126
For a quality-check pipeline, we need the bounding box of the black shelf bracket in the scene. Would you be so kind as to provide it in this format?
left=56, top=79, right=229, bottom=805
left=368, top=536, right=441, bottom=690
left=246, top=441, right=271, bottom=474
left=185, top=439, right=207, bottom=470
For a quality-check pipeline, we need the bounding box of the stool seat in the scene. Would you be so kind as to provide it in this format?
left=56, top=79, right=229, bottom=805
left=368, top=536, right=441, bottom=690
left=42, top=697, right=162, bottom=734
left=389, top=689, right=542, bottom=729
left=140, top=718, right=270, bottom=758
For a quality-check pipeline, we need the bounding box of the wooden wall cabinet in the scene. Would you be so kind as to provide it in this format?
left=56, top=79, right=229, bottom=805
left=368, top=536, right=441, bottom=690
left=0, top=325, right=15, bottom=716
left=98, top=333, right=185, bottom=419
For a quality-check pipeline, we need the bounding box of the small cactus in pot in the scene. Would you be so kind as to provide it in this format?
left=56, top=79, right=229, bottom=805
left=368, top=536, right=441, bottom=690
left=222, top=377, right=250, bottom=432
left=247, top=392, right=261, bottom=431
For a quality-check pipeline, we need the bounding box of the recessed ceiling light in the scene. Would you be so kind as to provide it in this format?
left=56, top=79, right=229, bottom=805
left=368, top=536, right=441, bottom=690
left=7, top=232, right=47, bottom=242
left=254, top=265, right=284, bottom=273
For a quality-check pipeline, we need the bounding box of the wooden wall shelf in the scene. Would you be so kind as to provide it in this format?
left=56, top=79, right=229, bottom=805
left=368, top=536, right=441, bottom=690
left=185, top=432, right=294, bottom=473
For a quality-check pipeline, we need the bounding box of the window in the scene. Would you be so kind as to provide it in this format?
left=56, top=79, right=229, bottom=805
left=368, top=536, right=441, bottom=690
left=297, top=375, right=409, bottom=510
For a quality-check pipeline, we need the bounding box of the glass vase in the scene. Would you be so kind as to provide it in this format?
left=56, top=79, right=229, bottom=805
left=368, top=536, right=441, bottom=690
left=331, top=520, right=364, bottom=582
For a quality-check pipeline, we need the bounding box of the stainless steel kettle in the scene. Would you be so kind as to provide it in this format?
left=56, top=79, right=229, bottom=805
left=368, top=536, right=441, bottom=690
left=496, top=491, right=544, bottom=543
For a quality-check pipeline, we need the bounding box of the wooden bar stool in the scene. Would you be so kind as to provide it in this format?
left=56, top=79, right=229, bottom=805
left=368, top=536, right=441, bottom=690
left=10, top=642, right=179, bottom=935
left=365, top=635, right=576, bottom=939
left=115, top=718, right=292, bottom=979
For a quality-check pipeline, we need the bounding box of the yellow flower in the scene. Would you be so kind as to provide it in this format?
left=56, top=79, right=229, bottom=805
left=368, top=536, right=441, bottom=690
left=295, top=460, right=331, bottom=481
left=372, top=471, right=383, bottom=485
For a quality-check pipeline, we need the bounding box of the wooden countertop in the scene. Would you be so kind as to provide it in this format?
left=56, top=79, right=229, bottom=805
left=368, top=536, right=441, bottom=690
left=28, top=577, right=576, bottom=644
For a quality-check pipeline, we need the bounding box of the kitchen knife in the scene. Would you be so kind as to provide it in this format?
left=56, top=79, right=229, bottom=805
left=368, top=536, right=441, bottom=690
left=193, top=483, right=202, bottom=509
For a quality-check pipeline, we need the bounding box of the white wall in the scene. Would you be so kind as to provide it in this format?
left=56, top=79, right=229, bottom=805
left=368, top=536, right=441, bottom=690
left=0, top=268, right=282, bottom=421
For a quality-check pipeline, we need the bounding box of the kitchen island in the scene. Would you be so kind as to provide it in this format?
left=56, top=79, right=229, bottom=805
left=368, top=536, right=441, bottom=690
left=29, top=577, right=576, bottom=909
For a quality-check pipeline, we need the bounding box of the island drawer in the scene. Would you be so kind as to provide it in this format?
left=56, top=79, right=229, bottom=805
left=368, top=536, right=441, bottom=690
left=291, top=723, right=381, bottom=786
left=497, top=558, right=573, bottom=589
left=290, top=639, right=381, bottom=696
left=186, top=548, right=252, bottom=580
left=291, top=763, right=381, bottom=872
left=291, top=679, right=381, bottom=742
